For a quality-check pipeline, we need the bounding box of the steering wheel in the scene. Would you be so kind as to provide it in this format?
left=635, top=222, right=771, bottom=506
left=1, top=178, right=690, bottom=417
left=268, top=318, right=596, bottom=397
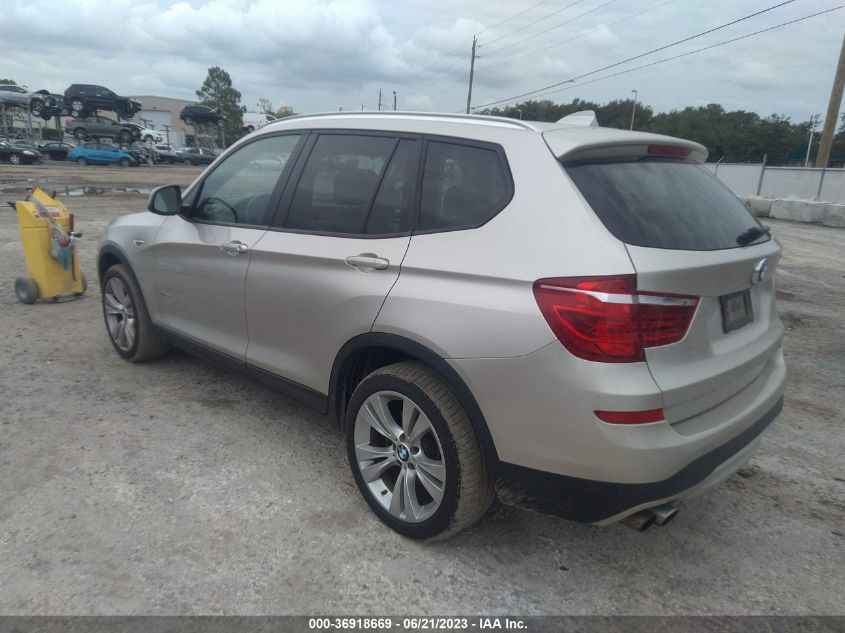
left=200, top=196, right=238, bottom=223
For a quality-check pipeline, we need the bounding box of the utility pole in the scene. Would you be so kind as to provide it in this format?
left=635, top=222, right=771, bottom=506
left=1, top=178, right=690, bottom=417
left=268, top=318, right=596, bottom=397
left=816, top=33, right=845, bottom=168
left=393, top=90, right=397, bottom=111
left=805, top=114, right=821, bottom=167
left=466, top=35, right=477, bottom=114
left=378, top=89, right=383, bottom=111
left=630, top=89, right=638, bottom=130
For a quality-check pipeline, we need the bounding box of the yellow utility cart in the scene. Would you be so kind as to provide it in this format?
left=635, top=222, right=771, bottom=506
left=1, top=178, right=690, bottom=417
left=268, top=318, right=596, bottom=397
left=12, top=187, right=86, bottom=304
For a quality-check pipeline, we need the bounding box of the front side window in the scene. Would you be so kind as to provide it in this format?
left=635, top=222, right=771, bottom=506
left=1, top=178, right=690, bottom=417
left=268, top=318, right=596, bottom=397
left=419, top=141, right=511, bottom=230
left=284, top=134, right=398, bottom=234
left=192, top=134, right=301, bottom=226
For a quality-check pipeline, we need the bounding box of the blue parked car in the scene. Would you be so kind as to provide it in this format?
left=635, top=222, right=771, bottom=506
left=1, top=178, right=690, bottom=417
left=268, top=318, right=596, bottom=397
left=67, top=142, right=137, bottom=167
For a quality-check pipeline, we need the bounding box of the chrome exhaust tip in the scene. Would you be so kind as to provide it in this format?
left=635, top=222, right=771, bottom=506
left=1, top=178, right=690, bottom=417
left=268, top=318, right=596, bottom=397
left=650, top=503, right=679, bottom=526
left=619, top=503, right=679, bottom=531
left=620, top=511, right=657, bottom=531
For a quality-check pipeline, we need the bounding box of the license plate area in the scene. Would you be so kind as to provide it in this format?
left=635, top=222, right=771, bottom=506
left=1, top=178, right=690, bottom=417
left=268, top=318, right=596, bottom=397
left=720, top=289, right=754, bottom=333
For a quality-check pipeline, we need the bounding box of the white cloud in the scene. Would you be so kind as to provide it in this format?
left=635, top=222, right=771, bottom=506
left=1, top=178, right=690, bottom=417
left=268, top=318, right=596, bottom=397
left=0, top=0, right=839, bottom=119
left=727, top=61, right=780, bottom=92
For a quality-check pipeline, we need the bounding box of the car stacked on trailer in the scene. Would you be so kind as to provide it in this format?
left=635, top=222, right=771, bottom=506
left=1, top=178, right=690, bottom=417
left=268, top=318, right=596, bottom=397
left=0, top=85, right=62, bottom=119
left=65, top=116, right=141, bottom=144
left=64, top=84, right=142, bottom=119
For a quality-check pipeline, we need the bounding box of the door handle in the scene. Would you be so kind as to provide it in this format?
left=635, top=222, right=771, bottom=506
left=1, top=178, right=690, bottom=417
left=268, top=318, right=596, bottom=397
left=220, top=240, right=249, bottom=256
left=345, top=253, right=389, bottom=271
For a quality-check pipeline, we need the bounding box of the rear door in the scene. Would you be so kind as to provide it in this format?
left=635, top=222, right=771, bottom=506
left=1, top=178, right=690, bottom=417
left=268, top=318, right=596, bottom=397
left=563, top=150, right=782, bottom=422
left=244, top=132, right=419, bottom=393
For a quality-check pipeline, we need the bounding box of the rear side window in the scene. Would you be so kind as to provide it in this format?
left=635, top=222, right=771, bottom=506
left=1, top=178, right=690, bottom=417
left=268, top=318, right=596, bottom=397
left=419, top=141, right=511, bottom=230
left=285, top=134, right=398, bottom=234
left=566, top=160, right=766, bottom=250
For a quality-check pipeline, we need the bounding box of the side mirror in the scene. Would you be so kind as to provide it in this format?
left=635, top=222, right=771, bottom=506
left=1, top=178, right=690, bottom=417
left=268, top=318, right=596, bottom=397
left=148, top=184, right=181, bottom=216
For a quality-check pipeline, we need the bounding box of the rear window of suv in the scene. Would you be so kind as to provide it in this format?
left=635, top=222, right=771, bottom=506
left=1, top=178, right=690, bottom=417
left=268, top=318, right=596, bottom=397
left=566, top=159, right=767, bottom=251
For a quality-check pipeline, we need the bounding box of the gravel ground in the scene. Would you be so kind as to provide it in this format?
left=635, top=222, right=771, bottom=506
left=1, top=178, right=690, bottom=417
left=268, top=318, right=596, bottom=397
left=0, top=163, right=843, bottom=615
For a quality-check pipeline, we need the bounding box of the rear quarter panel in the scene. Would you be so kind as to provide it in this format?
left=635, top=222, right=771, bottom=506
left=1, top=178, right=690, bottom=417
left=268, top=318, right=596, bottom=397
left=374, top=131, right=636, bottom=359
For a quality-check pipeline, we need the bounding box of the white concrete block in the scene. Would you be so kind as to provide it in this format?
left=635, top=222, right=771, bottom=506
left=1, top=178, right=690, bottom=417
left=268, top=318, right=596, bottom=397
left=769, top=198, right=826, bottom=223
left=740, top=195, right=773, bottom=217
left=822, top=204, right=845, bottom=228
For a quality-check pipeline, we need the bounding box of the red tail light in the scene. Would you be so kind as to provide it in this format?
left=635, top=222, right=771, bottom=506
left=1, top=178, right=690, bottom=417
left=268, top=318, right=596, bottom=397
left=647, top=145, right=692, bottom=158
left=594, top=409, right=664, bottom=424
left=532, top=275, right=698, bottom=363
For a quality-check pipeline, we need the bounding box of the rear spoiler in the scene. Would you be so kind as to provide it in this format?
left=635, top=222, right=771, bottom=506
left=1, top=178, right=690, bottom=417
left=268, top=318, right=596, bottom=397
left=543, top=121, right=708, bottom=165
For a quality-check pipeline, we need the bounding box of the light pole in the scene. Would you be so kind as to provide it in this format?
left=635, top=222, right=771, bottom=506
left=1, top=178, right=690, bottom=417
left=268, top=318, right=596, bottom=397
left=805, top=114, right=821, bottom=167
left=630, top=89, right=638, bottom=130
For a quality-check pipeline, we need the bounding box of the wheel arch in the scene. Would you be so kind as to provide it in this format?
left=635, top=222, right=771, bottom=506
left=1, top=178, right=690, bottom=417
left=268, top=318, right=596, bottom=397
left=97, top=243, right=130, bottom=284
left=329, top=332, right=500, bottom=468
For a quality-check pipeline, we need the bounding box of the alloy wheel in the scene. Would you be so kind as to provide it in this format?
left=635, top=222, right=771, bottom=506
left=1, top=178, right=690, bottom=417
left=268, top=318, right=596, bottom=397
left=103, top=277, right=136, bottom=352
left=353, top=390, right=447, bottom=523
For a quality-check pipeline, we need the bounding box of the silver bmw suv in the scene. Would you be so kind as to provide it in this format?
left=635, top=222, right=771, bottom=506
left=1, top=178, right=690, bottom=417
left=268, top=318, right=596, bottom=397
left=98, top=111, right=785, bottom=539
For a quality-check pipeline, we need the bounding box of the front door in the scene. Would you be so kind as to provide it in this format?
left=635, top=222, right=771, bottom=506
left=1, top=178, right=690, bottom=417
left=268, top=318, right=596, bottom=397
left=145, top=132, right=305, bottom=360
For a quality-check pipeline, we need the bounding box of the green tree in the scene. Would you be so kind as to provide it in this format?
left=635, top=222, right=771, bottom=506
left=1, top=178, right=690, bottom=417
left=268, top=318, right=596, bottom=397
left=257, top=97, right=274, bottom=115
left=274, top=105, right=297, bottom=119
left=0, top=78, right=16, bottom=85
left=196, top=67, right=243, bottom=146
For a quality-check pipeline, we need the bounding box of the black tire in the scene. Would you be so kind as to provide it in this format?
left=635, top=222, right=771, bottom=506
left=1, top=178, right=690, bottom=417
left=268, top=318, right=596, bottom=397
left=73, top=128, right=86, bottom=141
left=118, top=130, right=133, bottom=144
left=118, top=157, right=130, bottom=167
left=76, top=157, right=87, bottom=166
left=101, top=264, right=169, bottom=362
left=183, top=117, right=195, bottom=126
left=245, top=125, right=255, bottom=133
left=9, top=153, right=22, bottom=165
left=30, top=99, right=44, bottom=116
left=14, top=277, right=39, bottom=304
left=345, top=361, right=494, bottom=540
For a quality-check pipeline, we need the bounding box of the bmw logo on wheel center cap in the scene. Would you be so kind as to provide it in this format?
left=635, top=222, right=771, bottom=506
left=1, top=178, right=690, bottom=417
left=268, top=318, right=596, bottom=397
left=397, top=445, right=410, bottom=462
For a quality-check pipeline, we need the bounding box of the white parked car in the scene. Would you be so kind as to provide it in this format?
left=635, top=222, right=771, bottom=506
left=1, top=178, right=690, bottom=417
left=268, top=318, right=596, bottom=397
left=243, top=111, right=277, bottom=132
left=124, top=123, right=162, bottom=144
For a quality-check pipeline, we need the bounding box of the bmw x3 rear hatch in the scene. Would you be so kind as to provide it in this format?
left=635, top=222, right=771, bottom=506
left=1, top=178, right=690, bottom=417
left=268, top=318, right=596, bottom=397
left=546, top=130, right=783, bottom=425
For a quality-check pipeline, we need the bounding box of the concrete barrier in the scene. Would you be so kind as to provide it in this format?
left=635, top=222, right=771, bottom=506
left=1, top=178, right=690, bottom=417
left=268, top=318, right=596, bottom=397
left=822, top=204, right=845, bottom=228
left=769, top=196, right=827, bottom=223
left=740, top=195, right=773, bottom=217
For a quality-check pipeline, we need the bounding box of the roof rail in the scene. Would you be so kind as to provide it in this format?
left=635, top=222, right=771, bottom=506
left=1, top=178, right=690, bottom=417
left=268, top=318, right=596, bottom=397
left=266, top=110, right=539, bottom=131
left=555, top=110, right=599, bottom=127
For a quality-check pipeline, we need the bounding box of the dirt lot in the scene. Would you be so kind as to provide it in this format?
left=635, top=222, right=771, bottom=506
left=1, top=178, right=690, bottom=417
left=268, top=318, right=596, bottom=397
left=0, top=162, right=843, bottom=615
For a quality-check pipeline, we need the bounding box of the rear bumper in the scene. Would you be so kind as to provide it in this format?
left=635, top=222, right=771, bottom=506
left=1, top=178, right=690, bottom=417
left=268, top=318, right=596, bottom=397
left=493, top=397, right=781, bottom=523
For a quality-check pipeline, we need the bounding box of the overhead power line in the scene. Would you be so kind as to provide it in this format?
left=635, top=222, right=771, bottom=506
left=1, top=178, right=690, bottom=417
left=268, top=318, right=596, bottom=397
left=481, top=0, right=589, bottom=47
left=483, top=0, right=624, bottom=57
left=473, top=5, right=844, bottom=110
left=476, top=0, right=797, bottom=108
left=508, top=0, right=677, bottom=62
left=404, top=0, right=552, bottom=94
left=477, top=0, right=553, bottom=36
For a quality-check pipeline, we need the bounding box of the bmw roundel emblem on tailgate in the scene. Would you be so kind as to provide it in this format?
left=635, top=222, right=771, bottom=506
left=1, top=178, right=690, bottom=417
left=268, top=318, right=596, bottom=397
left=751, top=259, right=769, bottom=285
